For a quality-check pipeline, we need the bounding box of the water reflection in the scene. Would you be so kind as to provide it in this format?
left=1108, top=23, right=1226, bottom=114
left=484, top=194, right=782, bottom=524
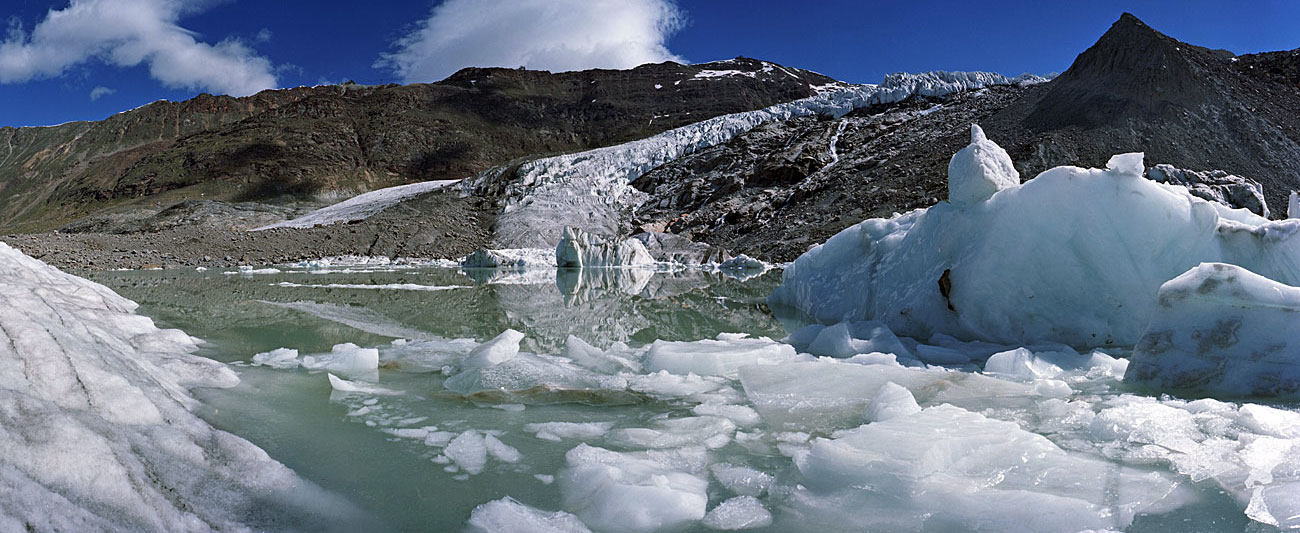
left=88, top=265, right=785, bottom=357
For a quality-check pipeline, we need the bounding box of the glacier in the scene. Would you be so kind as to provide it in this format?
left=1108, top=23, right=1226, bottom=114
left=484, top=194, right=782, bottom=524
left=0, top=241, right=364, bottom=530
left=242, top=70, right=1044, bottom=250
left=458, top=71, right=1047, bottom=249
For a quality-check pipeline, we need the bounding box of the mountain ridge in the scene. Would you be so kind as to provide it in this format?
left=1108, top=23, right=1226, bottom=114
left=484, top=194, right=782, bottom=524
left=0, top=57, right=835, bottom=232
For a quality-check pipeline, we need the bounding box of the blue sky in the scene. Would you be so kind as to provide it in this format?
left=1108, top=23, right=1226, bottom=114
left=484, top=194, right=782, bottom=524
left=1, top=0, right=1297, bottom=127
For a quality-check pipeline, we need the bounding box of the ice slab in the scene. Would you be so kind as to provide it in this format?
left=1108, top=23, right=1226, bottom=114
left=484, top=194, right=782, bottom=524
left=644, top=334, right=799, bottom=378
left=301, top=342, right=380, bottom=376
left=709, top=463, right=773, bottom=497
left=607, top=416, right=737, bottom=450
left=252, top=347, right=300, bottom=368
left=792, top=404, right=1185, bottom=532
left=467, top=497, right=592, bottom=533
left=701, top=496, right=772, bottom=530
left=740, top=359, right=1035, bottom=430
left=1126, top=263, right=1300, bottom=397
left=524, top=422, right=615, bottom=442
left=559, top=444, right=708, bottom=532
left=772, top=137, right=1300, bottom=347
left=445, top=332, right=631, bottom=404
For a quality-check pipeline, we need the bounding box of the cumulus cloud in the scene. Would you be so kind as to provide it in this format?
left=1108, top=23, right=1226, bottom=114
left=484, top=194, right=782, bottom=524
left=88, top=85, right=115, bottom=100
left=377, top=0, right=686, bottom=83
left=0, top=0, right=277, bottom=96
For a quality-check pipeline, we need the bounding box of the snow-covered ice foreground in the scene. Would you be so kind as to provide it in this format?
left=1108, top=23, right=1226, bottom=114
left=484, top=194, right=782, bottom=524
left=0, top=242, right=365, bottom=530
left=77, top=258, right=1300, bottom=531
left=237, top=321, right=1300, bottom=532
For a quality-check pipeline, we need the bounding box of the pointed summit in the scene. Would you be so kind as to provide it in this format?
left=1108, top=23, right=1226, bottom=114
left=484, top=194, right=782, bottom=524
left=1024, top=13, right=1213, bottom=130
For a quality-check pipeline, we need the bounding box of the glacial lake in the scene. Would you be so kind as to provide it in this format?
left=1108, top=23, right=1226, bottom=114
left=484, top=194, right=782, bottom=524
left=86, top=263, right=1278, bottom=532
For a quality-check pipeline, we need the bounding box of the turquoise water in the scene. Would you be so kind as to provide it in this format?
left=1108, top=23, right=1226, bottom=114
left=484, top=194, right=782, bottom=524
left=90, top=265, right=784, bottom=531
left=86, top=265, right=1270, bottom=532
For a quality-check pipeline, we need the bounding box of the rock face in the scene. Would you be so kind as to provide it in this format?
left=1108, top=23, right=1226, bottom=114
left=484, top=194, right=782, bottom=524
left=1147, top=164, right=1270, bottom=217
left=0, top=58, right=834, bottom=232
left=630, top=88, right=1032, bottom=260
left=1126, top=263, right=1300, bottom=397
left=985, top=13, right=1300, bottom=211
left=629, top=14, right=1300, bottom=261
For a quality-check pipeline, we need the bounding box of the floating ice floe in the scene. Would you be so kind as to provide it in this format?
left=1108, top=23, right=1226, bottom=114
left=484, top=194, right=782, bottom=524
left=444, top=330, right=633, bottom=403
left=252, top=347, right=301, bottom=368
left=771, top=127, right=1300, bottom=348
left=461, top=247, right=558, bottom=269
left=1031, top=394, right=1300, bottom=530
left=327, top=373, right=402, bottom=395
left=739, top=359, right=1038, bottom=431
left=467, top=497, right=591, bottom=533
left=1126, top=262, right=1300, bottom=397
left=643, top=334, right=801, bottom=378
left=301, top=342, right=380, bottom=377
left=556, top=227, right=655, bottom=268
left=224, top=265, right=282, bottom=275
left=790, top=400, right=1187, bottom=532
left=559, top=444, right=708, bottom=532
left=0, top=241, right=362, bottom=530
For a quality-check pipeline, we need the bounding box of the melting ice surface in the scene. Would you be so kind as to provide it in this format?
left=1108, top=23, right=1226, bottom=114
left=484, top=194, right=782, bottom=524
left=82, top=255, right=1300, bottom=532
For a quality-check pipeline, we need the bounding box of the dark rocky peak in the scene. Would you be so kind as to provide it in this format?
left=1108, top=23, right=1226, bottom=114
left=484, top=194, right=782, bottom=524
left=1024, top=13, right=1218, bottom=130
left=1234, top=47, right=1300, bottom=88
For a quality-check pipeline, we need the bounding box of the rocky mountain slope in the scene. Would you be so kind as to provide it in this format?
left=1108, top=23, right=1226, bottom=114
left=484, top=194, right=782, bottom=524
left=986, top=13, right=1300, bottom=211
left=631, top=13, right=1300, bottom=260
left=0, top=58, right=833, bottom=232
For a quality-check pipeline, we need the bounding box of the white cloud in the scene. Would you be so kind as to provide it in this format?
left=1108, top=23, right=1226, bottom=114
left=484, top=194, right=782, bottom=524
left=377, top=0, right=686, bottom=83
left=0, top=0, right=277, bottom=96
left=88, top=85, right=114, bottom=100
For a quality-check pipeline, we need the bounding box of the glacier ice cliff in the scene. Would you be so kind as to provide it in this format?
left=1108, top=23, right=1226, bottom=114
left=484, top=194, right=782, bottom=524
left=769, top=128, right=1300, bottom=347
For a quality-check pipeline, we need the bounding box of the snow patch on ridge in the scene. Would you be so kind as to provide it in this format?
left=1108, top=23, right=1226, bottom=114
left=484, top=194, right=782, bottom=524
left=253, top=179, right=459, bottom=230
